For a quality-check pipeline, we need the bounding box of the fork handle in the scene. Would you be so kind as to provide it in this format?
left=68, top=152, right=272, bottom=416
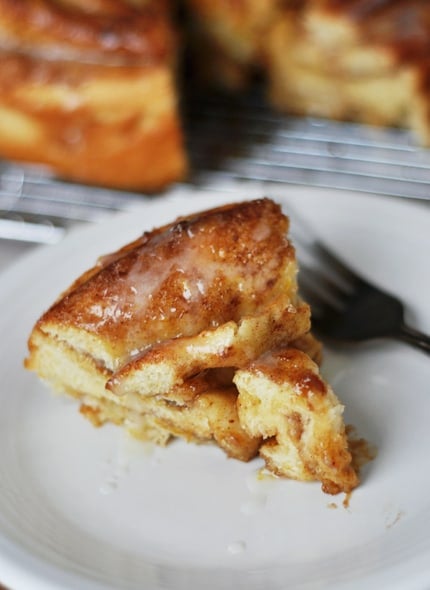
left=398, top=324, right=430, bottom=355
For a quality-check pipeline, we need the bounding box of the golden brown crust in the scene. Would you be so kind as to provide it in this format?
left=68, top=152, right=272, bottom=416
left=35, top=198, right=297, bottom=368
left=234, top=347, right=359, bottom=494
left=0, top=52, right=186, bottom=189
left=25, top=197, right=360, bottom=493
left=25, top=198, right=300, bottom=461
left=0, top=0, right=175, bottom=64
left=0, top=0, right=187, bottom=189
left=108, top=300, right=310, bottom=396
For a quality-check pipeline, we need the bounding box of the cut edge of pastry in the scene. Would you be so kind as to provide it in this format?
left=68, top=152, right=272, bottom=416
left=234, top=347, right=359, bottom=495
left=25, top=197, right=360, bottom=495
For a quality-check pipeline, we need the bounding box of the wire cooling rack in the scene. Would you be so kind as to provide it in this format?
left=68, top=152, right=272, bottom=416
left=1, top=90, right=430, bottom=243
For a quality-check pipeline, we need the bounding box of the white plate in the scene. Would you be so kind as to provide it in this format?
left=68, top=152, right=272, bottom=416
left=1, top=185, right=430, bottom=590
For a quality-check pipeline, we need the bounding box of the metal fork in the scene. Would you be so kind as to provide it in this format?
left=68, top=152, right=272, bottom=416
left=292, top=230, right=430, bottom=355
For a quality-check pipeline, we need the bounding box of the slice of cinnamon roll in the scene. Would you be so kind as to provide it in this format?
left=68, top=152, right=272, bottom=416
left=0, top=0, right=187, bottom=189
left=26, top=197, right=358, bottom=494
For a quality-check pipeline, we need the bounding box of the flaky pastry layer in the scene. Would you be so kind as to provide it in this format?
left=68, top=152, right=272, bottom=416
left=26, top=198, right=358, bottom=494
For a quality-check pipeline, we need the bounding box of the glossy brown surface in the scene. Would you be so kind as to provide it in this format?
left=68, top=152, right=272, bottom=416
left=26, top=197, right=359, bottom=493
left=35, top=198, right=296, bottom=366
left=26, top=198, right=302, bottom=469
left=247, top=347, right=327, bottom=398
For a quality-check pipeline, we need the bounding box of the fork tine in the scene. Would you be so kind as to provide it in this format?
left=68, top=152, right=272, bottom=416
left=287, top=209, right=369, bottom=336
left=292, top=233, right=362, bottom=305
left=290, top=225, right=370, bottom=313
left=285, top=206, right=430, bottom=353
left=298, top=263, right=348, bottom=315
left=311, top=241, right=368, bottom=290
left=286, top=204, right=368, bottom=292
